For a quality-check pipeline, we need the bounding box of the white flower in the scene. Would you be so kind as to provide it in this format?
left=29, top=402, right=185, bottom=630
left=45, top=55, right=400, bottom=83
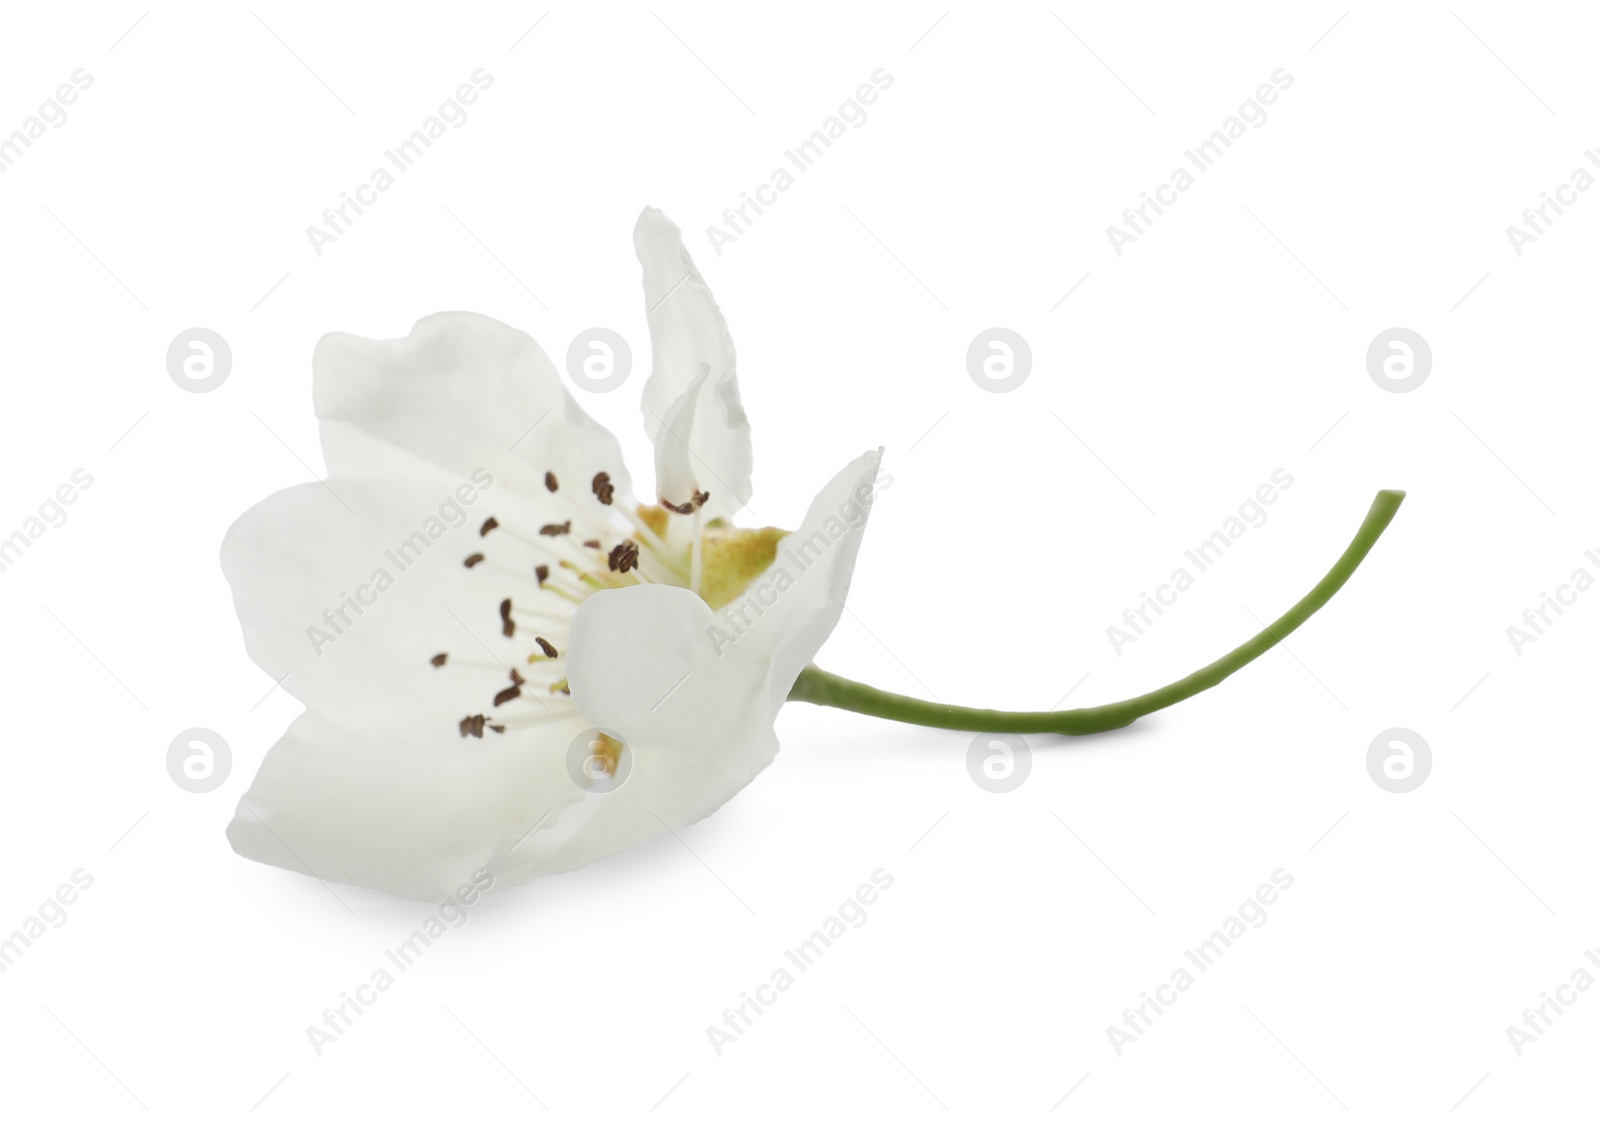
left=223, top=209, right=882, bottom=901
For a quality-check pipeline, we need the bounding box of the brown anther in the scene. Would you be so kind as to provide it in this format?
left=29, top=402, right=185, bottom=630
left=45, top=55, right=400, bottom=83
left=534, top=564, right=549, bottom=585
left=459, top=714, right=487, bottom=738
left=535, top=636, right=558, bottom=659
left=499, top=598, right=515, bottom=638
left=479, top=516, right=499, bottom=537
left=509, top=668, right=525, bottom=686
left=660, top=490, right=710, bottom=515
left=608, top=540, right=640, bottom=573
left=493, top=683, right=522, bottom=707
left=490, top=724, right=506, bottom=734
left=583, top=539, right=601, bottom=549
left=464, top=553, right=486, bottom=568
left=430, top=653, right=448, bottom=668
left=545, top=471, right=559, bottom=492
left=539, top=521, right=571, bottom=536
left=592, top=472, right=615, bottom=506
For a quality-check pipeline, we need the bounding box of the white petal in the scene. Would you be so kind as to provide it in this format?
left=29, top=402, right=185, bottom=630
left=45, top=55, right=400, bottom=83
left=221, top=474, right=650, bottom=900
left=561, top=450, right=883, bottom=848
left=315, top=310, right=635, bottom=506
left=228, top=708, right=592, bottom=902
left=220, top=478, right=554, bottom=730
left=634, top=208, right=753, bottom=520
left=740, top=448, right=886, bottom=714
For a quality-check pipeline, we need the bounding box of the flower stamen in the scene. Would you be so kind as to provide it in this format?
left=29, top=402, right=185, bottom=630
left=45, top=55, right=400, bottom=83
left=458, top=714, right=506, bottom=738
left=437, top=461, right=711, bottom=734
left=661, top=490, right=710, bottom=515
left=608, top=541, right=640, bottom=573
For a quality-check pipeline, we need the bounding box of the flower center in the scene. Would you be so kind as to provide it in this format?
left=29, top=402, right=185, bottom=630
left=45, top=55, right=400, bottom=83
left=697, top=525, right=789, bottom=610
left=430, top=466, right=789, bottom=737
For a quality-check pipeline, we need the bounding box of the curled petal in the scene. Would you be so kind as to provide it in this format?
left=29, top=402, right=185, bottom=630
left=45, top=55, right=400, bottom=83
left=634, top=208, right=752, bottom=522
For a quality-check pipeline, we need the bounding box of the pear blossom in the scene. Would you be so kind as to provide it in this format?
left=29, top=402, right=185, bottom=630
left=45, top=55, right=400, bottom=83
left=223, top=207, right=1411, bottom=905
left=223, top=208, right=881, bottom=901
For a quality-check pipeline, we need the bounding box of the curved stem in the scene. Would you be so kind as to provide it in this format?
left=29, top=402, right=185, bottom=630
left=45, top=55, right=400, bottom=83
left=789, top=489, right=1405, bottom=736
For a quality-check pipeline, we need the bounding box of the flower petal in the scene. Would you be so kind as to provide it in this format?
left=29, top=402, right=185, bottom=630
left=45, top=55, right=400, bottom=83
left=220, top=478, right=553, bottom=731
left=221, top=475, right=633, bottom=900
left=315, top=310, right=634, bottom=507
left=634, top=208, right=753, bottom=520
left=227, top=707, right=592, bottom=902
left=562, top=450, right=883, bottom=841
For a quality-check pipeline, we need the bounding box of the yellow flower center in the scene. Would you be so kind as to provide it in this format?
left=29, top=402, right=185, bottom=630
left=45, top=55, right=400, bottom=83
left=697, top=525, right=789, bottom=610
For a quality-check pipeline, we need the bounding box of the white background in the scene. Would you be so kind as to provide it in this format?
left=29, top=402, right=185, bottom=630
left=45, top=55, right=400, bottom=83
left=0, top=2, right=1594, bottom=1117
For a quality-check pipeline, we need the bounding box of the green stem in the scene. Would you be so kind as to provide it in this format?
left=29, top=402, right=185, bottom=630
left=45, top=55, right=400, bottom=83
left=789, top=489, right=1405, bottom=736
